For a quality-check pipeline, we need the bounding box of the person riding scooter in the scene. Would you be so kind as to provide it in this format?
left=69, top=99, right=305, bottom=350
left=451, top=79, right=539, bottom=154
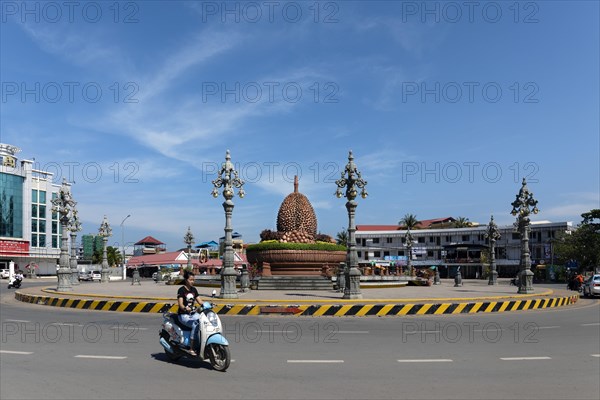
left=177, top=270, right=204, bottom=356
left=8, top=271, right=23, bottom=289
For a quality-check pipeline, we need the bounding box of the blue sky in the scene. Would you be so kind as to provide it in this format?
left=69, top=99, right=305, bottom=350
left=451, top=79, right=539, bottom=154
left=1, top=0, right=598, bottom=251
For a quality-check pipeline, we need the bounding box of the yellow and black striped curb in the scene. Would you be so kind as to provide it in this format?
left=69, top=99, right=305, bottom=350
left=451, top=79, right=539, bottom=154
left=41, top=288, right=555, bottom=303
left=15, top=291, right=578, bottom=316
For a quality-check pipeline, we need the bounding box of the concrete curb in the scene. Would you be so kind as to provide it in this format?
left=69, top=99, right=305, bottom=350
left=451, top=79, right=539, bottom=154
left=14, top=291, right=579, bottom=316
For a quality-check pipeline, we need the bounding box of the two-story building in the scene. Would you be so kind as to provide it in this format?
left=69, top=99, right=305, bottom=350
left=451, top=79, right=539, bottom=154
left=355, top=220, right=572, bottom=279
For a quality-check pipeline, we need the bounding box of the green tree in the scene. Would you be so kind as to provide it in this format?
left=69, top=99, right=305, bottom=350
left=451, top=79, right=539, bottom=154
left=553, top=209, right=600, bottom=272
left=336, top=229, right=348, bottom=246
left=92, top=246, right=122, bottom=267
left=399, top=213, right=419, bottom=230
left=453, top=216, right=472, bottom=228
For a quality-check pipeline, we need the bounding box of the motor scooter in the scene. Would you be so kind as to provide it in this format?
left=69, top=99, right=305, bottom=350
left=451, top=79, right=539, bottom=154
left=159, top=301, right=230, bottom=371
left=7, top=275, right=22, bottom=289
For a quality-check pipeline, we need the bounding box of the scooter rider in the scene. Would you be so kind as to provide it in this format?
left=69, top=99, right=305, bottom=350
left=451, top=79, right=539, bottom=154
left=177, top=270, right=203, bottom=356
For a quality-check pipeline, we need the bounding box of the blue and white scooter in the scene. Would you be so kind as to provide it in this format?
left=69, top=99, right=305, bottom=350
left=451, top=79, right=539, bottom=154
left=159, top=301, right=230, bottom=371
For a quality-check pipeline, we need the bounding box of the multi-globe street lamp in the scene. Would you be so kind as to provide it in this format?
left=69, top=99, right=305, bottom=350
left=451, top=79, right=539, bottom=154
left=184, top=226, right=195, bottom=270
left=211, top=150, right=245, bottom=299
left=335, top=150, right=368, bottom=300
left=405, top=229, right=414, bottom=277
left=485, top=215, right=501, bottom=285
left=51, top=178, right=76, bottom=291
left=68, top=208, right=82, bottom=286
left=120, top=214, right=131, bottom=280
left=98, top=215, right=112, bottom=283
left=510, top=178, right=539, bottom=294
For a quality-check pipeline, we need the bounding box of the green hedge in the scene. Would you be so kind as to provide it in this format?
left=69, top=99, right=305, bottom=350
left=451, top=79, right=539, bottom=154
left=247, top=242, right=346, bottom=252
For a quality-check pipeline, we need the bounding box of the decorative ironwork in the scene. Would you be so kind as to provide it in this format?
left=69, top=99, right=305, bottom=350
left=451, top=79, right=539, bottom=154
left=184, top=226, right=195, bottom=269
left=484, top=215, right=501, bottom=285
left=68, top=207, right=82, bottom=285
left=50, top=178, right=76, bottom=291
left=510, top=178, right=539, bottom=293
left=98, top=215, right=112, bottom=283
left=212, top=150, right=245, bottom=299
left=335, top=150, right=367, bottom=299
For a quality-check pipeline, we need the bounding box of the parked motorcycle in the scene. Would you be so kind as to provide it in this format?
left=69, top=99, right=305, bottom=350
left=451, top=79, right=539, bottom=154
left=159, top=301, right=230, bottom=371
left=7, top=275, right=22, bottom=289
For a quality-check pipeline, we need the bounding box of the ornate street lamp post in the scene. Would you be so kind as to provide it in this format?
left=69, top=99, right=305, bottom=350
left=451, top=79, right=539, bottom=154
left=51, top=178, right=76, bottom=291
left=184, top=226, right=195, bottom=270
left=485, top=215, right=501, bottom=285
left=510, top=178, right=539, bottom=294
left=98, top=215, right=112, bottom=283
left=335, top=150, right=368, bottom=299
left=68, top=208, right=82, bottom=286
left=212, top=150, right=245, bottom=299
left=405, top=229, right=414, bottom=277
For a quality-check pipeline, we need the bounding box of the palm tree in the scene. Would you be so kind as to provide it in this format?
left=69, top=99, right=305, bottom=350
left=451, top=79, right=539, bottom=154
left=336, top=229, right=348, bottom=247
left=453, top=217, right=471, bottom=228
left=399, top=213, right=419, bottom=230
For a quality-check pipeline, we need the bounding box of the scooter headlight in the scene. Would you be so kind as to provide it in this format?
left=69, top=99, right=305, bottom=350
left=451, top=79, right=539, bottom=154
left=206, top=311, right=219, bottom=327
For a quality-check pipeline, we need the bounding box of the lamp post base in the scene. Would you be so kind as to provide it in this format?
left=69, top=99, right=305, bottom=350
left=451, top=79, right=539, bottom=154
left=57, top=268, right=73, bottom=292
left=101, top=268, right=110, bottom=283
left=71, top=269, right=80, bottom=286
left=518, top=269, right=534, bottom=294
left=342, top=267, right=362, bottom=299
left=220, top=268, right=239, bottom=299
left=488, top=270, right=498, bottom=285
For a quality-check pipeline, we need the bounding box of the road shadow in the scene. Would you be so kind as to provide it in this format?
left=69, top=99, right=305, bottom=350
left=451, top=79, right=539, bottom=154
left=151, top=352, right=213, bottom=370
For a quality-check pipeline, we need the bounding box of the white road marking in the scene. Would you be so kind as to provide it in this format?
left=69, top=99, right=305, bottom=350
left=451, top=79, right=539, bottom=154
left=500, top=357, right=551, bottom=361
left=536, top=326, right=560, bottom=329
left=397, top=359, right=453, bottom=363
left=591, top=354, right=600, bottom=358
left=54, top=323, right=83, bottom=327
left=0, top=350, right=34, bottom=355
left=287, top=360, right=344, bottom=363
left=337, top=331, right=369, bottom=334
left=4, top=319, right=30, bottom=323
left=581, top=323, right=600, bottom=326
left=74, top=355, right=127, bottom=360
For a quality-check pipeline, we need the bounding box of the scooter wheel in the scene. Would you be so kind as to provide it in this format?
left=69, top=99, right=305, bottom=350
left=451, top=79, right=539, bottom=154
left=207, top=344, right=230, bottom=372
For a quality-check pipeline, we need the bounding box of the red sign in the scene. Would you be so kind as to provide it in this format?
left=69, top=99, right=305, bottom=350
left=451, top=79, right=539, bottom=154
left=0, top=240, right=30, bottom=256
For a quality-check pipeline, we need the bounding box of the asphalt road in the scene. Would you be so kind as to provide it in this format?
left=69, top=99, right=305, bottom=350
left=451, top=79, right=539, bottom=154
left=1, top=281, right=599, bottom=400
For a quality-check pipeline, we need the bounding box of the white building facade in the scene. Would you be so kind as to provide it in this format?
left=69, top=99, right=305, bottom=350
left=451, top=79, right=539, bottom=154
left=355, top=221, right=573, bottom=279
left=0, top=143, right=62, bottom=275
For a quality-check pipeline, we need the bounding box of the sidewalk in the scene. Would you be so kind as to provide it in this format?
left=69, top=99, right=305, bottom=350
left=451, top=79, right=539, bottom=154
left=14, top=278, right=579, bottom=316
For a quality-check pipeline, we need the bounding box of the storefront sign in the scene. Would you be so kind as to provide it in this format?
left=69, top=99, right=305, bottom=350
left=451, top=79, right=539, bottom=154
left=0, top=240, right=29, bottom=256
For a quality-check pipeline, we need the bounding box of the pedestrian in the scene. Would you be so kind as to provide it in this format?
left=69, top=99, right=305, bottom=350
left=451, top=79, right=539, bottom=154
left=212, top=289, right=217, bottom=298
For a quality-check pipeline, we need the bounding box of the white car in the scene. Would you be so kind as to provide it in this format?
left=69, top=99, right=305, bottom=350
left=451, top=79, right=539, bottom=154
left=91, top=270, right=102, bottom=281
left=0, top=269, right=9, bottom=279
left=582, top=274, right=600, bottom=298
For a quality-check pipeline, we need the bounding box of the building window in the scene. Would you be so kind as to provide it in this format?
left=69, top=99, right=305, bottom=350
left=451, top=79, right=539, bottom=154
left=547, top=231, right=554, bottom=238
left=372, top=238, right=380, bottom=244
left=357, top=251, right=362, bottom=257
left=418, top=237, right=425, bottom=243
left=386, top=237, right=393, bottom=244
left=31, top=189, right=47, bottom=248
left=51, top=193, right=60, bottom=248
left=383, top=251, right=390, bottom=257
left=445, top=236, right=451, bottom=242
left=0, top=173, right=24, bottom=238
left=512, top=232, right=520, bottom=240
left=427, top=250, right=434, bottom=257
left=429, top=237, right=435, bottom=243
left=462, top=235, right=470, bottom=241
left=374, top=251, right=381, bottom=258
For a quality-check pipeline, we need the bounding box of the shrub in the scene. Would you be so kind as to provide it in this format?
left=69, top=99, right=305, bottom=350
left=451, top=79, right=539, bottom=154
left=247, top=242, right=346, bottom=252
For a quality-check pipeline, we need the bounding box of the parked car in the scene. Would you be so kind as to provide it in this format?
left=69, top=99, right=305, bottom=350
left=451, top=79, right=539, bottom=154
left=91, top=270, right=102, bottom=281
left=78, top=271, right=92, bottom=281
left=582, top=274, right=600, bottom=298
left=0, top=269, right=9, bottom=279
